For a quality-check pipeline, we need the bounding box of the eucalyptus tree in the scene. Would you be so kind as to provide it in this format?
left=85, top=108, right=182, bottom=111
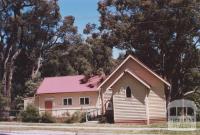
left=97, top=0, right=200, bottom=101
left=0, top=0, right=62, bottom=111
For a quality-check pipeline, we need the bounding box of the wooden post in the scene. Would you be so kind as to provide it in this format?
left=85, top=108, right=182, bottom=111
left=145, top=89, right=150, bottom=125
left=99, top=89, right=104, bottom=115
left=86, top=110, right=88, bottom=122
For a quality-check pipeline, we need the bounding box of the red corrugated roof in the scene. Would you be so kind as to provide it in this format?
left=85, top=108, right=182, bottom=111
left=36, top=75, right=102, bottom=94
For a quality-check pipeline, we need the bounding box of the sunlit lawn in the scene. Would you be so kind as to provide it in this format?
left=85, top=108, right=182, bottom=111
left=0, top=121, right=199, bottom=134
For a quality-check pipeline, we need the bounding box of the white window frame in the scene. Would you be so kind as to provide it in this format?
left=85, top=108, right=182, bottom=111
left=79, top=97, right=90, bottom=105
left=63, top=97, right=72, bottom=106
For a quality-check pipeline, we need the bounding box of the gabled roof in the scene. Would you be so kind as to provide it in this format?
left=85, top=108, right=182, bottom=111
left=36, top=75, right=102, bottom=94
left=98, top=55, right=170, bottom=89
left=108, top=69, right=151, bottom=89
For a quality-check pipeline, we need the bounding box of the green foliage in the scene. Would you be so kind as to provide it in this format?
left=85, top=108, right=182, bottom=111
left=41, top=59, right=60, bottom=77
left=0, top=0, right=115, bottom=113
left=64, top=111, right=86, bottom=123
left=91, top=43, right=115, bottom=75
left=64, top=117, right=73, bottom=124
left=84, top=24, right=116, bottom=75
left=24, top=79, right=41, bottom=98
left=12, top=76, right=41, bottom=111
left=41, top=41, right=114, bottom=78
left=20, top=104, right=40, bottom=122
left=3, top=0, right=200, bottom=115
left=98, top=116, right=108, bottom=124
left=12, top=96, right=24, bottom=111
left=40, top=113, right=56, bottom=123
left=0, top=82, right=8, bottom=119
left=0, top=0, right=64, bottom=113
left=197, top=110, right=200, bottom=121
left=97, top=0, right=200, bottom=99
left=0, top=93, right=8, bottom=119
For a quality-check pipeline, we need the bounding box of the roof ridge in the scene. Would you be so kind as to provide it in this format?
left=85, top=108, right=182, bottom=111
left=44, top=75, right=84, bottom=79
left=98, top=55, right=170, bottom=89
left=36, top=74, right=102, bottom=94
left=125, top=69, right=151, bottom=87
left=44, top=74, right=101, bottom=79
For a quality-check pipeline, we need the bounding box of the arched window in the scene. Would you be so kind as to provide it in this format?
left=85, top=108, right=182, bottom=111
left=126, top=86, right=132, bottom=98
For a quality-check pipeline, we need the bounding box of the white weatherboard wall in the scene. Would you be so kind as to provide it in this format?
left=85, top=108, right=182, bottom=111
left=112, top=73, right=147, bottom=122
left=37, top=91, right=100, bottom=117
left=148, top=82, right=166, bottom=119
left=100, top=56, right=167, bottom=123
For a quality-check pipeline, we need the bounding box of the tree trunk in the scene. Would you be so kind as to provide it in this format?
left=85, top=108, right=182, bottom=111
left=165, top=78, right=172, bottom=121
left=1, top=49, right=21, bottom=117
left=2, top=69, right=8, bottom=96
left=2, top=47, right=12, bottom=96
left=31, top=54, right=42, bottom=79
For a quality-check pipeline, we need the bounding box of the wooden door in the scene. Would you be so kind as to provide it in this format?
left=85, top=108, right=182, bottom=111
left=45, top=100, right=53, bottom=114
left=105, top=100, right=114, bottom=123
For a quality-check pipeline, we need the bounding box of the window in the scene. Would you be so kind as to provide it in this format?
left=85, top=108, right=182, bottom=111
left=126, top=86, right=132, bottom=98
left=177, top=107, right=183, bottom=116
left=80, top=97, right=90, bottom=105
left=170, top=107, right=176, bottom=116
left=63, top=98, right=72, bottom=105
left=188, top=107, right=194, bottom=116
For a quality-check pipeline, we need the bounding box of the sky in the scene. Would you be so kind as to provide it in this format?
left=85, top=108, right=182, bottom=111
left=58, top=0, right=124, bottom=59
left=58, top=0, right=100, bottom=34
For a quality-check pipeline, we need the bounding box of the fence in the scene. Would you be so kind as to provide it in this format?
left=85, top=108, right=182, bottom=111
left=0, top=107, right=101, bottom=122
left=39, top=107, right=101, bottom=121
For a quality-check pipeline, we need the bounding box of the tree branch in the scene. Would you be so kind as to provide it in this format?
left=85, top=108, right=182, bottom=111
left=184, top=86, right=200, bottom=96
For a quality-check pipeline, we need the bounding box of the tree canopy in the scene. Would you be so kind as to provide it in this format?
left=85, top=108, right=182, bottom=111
left=0, top=0, right=199, bottom=115
left=0, top=0, right=114, bottom=113
left=97, top=0, right=200, bottom=101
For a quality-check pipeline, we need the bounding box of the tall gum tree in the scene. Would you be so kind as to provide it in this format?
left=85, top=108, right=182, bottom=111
left=0, top=0, right=61, bottom=112
left=97, top=0, right=200, bottom=102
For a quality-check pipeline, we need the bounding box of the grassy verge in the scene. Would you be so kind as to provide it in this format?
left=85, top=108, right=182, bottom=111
left=0, top=126, right=199, bottom=135
left=0, top=121, right=168, bottom=127
left=0, top=122, right=199, bottom=134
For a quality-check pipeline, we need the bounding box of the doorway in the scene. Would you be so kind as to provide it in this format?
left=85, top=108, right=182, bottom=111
left=105, top=100, right=114, bottom=123
left=45, top=100, right=53, bottom=114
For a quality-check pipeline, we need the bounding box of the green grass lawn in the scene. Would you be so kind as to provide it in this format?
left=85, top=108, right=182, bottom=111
left=0, top=121, right=199, bottom=134
left=1, top=121, right=199, bottom=128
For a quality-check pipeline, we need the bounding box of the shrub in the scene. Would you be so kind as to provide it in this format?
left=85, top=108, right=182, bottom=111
left=64, top=116, right=73, bottom=123
left=61, top=112, right=70, bottom=117
left=98, top=112, right=114, bottom=123
left=79, top=112, right=86, bottom=123
left=0, top=93, right=8, bottom=120
left=40, top=112, right=55, bottom=123
left=64, top=111, right=86, bottom=123
left=70, top=111, right=81, bottom=122
left=197, top=110, right=200, bottom=121
left=105, top=110, right=114, bottom=123
left=98, top=116, right=107, bottom=123
left=20, top=104, right=40, bottom=122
